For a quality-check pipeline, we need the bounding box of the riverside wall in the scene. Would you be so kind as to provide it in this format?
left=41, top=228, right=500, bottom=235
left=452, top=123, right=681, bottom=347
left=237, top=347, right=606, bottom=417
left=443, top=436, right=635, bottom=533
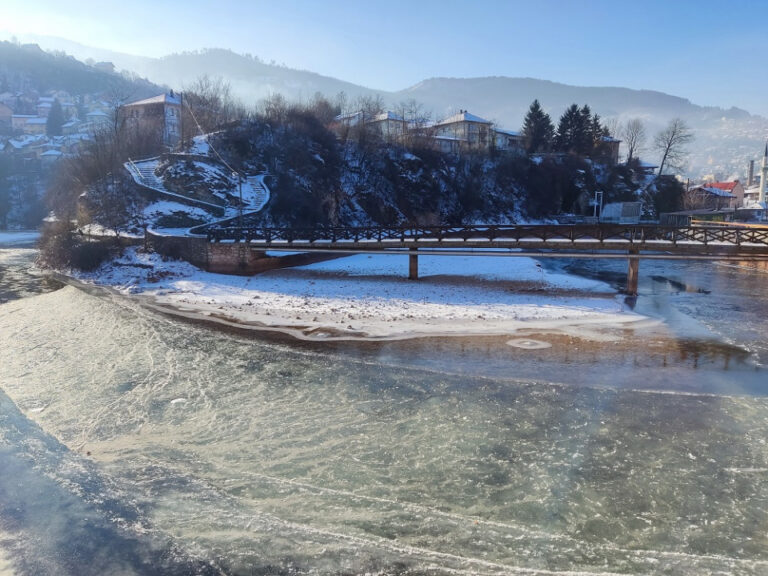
left=146, top=231, right=269, bottom=275
left=145, top=230, right=346, bottom=275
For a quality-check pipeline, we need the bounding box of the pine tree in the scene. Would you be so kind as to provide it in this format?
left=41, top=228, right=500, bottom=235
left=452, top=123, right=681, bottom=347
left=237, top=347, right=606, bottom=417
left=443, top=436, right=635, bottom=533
left=589, top=113, right=608, bottom=154
left=521, top=99, right=554, bottom=153
left=555, top=104, right=607, bottom=155
left=46, top=98, right=65, bottom=136
left=578, top=105, right=593, bottom=154
left=555, top=104, right=584, bottom=153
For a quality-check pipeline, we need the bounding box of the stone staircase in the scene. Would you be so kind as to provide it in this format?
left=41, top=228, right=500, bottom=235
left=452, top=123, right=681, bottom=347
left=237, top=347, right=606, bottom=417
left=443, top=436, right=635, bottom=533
left=125, top=157, right=271, bottom=228
left=124, top=158, right=166, bottom=194
left=245, top=175, right=270, bottom=212
left=124, top=158, right=225, bottom=213
left=132, top=159, right=164, bottom=190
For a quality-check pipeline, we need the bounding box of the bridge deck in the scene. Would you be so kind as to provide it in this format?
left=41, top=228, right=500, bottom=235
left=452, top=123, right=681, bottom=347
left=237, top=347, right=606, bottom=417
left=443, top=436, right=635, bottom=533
left=200, top=224, right=768, bottom=260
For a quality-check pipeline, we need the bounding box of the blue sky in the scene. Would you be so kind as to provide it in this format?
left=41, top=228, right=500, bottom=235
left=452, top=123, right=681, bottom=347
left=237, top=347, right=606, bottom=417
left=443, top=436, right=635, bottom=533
left=3, top=0, right=767, bottom=115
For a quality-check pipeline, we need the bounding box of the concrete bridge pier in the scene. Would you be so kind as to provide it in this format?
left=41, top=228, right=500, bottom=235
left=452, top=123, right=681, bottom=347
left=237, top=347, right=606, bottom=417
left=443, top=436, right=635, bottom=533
left=409, top=248, right=418, bottom=280
left=626, top=248, right=640, bottom=296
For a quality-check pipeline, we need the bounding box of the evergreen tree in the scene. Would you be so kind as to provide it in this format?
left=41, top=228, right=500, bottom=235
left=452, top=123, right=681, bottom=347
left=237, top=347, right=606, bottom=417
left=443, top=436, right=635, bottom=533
left=578, top=105, right=594, bottom=154
left=555, top=104, right=609, bottom=156
left=521, top=99, right=554, bottom=153
left=589, top=113, right=609, bottom=154
left=555, top=104, right=585, bottom=153
left=46, top=98, right=65, bottom=136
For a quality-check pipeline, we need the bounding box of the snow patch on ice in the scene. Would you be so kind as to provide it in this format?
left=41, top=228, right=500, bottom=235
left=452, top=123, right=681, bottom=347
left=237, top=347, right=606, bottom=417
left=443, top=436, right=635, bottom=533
left=73, top=248, right=647, bottom=341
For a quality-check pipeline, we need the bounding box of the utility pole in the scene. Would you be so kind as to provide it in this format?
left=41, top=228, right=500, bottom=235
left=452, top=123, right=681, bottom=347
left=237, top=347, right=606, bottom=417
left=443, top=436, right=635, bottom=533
left=233, top=171, right=244, bottom=228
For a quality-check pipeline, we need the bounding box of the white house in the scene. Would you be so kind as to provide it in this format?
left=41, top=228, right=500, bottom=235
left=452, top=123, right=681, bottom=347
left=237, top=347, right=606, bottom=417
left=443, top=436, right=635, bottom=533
left=493, top=128, right=525, bottom=154
left=366, top=111, right=408, bottom=141
left=432, top=110, right=493, bottom=152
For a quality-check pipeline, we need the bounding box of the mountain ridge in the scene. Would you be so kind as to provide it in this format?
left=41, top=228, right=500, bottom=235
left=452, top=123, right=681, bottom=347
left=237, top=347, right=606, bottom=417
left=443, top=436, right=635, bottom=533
left=3, top=33, right=767, bottom=179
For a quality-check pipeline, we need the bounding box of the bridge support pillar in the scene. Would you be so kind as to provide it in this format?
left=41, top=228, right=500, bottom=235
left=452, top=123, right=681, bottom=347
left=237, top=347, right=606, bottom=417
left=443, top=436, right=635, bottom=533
left=409, top=248, right=418, bottom=280
left=626, top=249, right=639, bottom=296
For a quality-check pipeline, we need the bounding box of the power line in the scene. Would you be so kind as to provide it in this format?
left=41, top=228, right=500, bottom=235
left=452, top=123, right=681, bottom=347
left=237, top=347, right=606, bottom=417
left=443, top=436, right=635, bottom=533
left=182, top=94, right=239, bottom=177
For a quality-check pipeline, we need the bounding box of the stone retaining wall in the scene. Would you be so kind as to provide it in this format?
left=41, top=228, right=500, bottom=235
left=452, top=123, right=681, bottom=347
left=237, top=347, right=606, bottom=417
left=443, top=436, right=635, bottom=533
left=145, top=230, right=345, bottom=276
left=146, top=231, right=268, bottom=275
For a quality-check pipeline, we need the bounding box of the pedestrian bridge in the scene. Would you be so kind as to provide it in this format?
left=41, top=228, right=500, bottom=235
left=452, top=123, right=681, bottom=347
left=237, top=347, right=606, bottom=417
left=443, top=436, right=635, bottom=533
left=201, top=223, right=768, bottom=294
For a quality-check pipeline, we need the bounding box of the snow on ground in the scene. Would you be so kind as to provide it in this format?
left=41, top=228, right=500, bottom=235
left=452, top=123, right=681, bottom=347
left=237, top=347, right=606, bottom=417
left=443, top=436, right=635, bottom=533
left=0, top=231, right=40, bottom=246
left=305, top=251, right=604, bottom=291
left=143, top=200, right=211, bottom=220
left=189, top=134, right=211, bottom=155
left=77, top=224, right=142, bottom=239
left=75, top=248, right=649, bottom=341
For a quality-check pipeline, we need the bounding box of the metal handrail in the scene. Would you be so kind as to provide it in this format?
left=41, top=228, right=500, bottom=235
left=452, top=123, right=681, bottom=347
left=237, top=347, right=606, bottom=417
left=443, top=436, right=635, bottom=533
left=203, top=223, right=768, bottom=249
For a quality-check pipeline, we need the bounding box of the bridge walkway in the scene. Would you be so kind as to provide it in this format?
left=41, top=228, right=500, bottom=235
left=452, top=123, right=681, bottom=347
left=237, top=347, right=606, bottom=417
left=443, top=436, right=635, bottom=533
left=199, top=223, right=768, bottom=295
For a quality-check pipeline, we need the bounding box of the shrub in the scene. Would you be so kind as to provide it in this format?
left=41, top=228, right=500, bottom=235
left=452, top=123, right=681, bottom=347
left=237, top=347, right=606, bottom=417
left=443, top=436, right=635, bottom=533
left=69, top=240, right=112, bottom=271
left=38, top=221, right=114, bottom=271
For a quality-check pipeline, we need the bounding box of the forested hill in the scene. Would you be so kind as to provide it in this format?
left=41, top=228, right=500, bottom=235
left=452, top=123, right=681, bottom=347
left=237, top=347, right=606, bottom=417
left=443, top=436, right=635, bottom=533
left=0, top=41, right=159, bottom=98
left=5, top=35, right=768, bottom=179
left=18, top=37, right=763, bottom=180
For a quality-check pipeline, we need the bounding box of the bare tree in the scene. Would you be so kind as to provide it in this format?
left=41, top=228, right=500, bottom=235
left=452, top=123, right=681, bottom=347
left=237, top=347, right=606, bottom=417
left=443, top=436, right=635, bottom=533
left=307, top=92, right=340, bottom=125
left=260, top=92, right=289, bottom=124
left=333, top=91, right=348, bottom=117
left=603, top=117, right=621, bottom=139
left=395, top=98, right=432, bottom=148
left=621, top=118, right=646, bottom=164
left=654, top=118, right=694, bottom=176
left=342, top=94, right=385, bottom=146
left=182, top=75, right=245, bottom=141
left=355, top=94, right=385, bottom=122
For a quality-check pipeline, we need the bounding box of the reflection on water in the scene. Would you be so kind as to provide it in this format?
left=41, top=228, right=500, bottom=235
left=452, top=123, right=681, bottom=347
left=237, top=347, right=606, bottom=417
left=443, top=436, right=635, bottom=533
left=548, top=257, right=768, bottom=368
left=2, top=247, right=768, bottom=574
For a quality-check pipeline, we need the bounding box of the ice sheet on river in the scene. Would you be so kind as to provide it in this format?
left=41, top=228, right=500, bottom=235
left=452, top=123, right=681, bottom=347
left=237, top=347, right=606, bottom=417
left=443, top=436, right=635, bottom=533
left=2, top=287, right=768, bottom=574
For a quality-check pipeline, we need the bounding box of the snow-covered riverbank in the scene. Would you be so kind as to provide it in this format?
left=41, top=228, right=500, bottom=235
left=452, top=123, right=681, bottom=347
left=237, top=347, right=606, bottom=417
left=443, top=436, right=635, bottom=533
left=74, top=247, right=651, bottom=341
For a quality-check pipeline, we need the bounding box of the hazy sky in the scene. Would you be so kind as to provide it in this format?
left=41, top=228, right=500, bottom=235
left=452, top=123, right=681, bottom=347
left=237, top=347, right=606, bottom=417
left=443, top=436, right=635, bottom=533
left=3, top=0, right=767, bottom=115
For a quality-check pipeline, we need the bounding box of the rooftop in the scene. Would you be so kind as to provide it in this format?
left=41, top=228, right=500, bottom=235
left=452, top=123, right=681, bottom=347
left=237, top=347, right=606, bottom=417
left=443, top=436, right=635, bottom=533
left=494, top=128, right=521, bottom=137
left=435, top=110, right=492, bottom=126
left=696, top=186, right=736, bottom=198
left=705, top=181, right=740, bottom=192
left=124, top=93, right=182, bottom=107
left=371, top=111, right=405, bottom=122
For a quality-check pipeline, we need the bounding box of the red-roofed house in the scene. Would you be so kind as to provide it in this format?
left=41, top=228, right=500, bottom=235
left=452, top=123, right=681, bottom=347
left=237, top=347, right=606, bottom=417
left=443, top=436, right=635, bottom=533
left=704, top=181, right=744, bottom=207
left=684, top=185, right=738, bottom=210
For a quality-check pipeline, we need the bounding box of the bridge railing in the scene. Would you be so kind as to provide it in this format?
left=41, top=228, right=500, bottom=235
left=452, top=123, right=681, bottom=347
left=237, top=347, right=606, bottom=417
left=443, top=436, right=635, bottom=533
left=202, top=223, right=768, bottom=248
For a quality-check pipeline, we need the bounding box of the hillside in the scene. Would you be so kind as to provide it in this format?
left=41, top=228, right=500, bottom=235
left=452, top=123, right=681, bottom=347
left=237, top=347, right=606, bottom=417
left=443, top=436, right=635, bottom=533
left=4, top=36, right=768, bottom=180
left=7, top=36, right=768, bottom=173
left=0, top=41, right=159, bottom=99
left=17, top=38, right=765, bottom=181
left=396, top=77, right=768, bottom=181
left=5, top=36, right=767, bottom=180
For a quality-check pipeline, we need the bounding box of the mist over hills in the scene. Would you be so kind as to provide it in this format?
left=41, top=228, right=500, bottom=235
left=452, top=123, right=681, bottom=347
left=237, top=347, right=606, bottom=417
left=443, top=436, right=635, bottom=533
left=0, top=40, right=159, bottom=100
left=5, top=33, right=767, bottom=180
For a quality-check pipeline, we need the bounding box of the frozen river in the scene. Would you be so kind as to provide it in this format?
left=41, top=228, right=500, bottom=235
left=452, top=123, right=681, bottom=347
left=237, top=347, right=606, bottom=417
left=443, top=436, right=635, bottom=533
left=2, top=238, right=768, bottom=575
